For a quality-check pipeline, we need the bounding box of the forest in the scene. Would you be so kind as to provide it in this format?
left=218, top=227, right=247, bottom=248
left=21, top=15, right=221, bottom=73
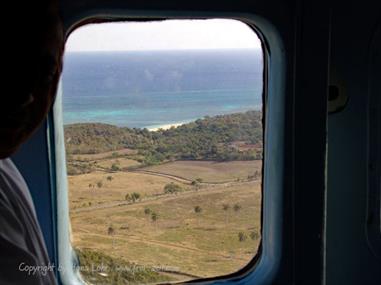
left=64, top=110, right=263, bottom=165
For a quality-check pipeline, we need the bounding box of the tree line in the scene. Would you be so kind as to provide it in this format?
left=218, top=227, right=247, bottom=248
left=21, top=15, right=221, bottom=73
left=65, top=110, right=262, bottom=165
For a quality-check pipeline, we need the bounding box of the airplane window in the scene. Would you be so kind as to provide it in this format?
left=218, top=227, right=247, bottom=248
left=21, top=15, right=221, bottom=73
left=60, top=19, right=263, bottom=284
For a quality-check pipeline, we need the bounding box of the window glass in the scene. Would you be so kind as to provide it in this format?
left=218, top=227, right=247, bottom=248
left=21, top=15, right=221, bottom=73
left=62, top=19, right=263, bottom=284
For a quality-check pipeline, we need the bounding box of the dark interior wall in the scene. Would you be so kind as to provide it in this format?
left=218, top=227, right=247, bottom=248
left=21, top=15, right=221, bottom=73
left=326, top=3, right=381, bottom=285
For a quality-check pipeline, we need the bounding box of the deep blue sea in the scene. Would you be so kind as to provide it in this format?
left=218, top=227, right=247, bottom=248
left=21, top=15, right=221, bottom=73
left=62, top=49, right=263, bottom=129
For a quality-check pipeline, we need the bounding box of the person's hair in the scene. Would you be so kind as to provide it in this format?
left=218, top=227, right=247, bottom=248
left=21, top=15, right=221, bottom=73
left=0, top=0, right=64, bottom=158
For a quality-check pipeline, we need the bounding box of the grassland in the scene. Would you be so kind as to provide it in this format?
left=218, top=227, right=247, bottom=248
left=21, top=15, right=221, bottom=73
left=66, top=111, right=263, bottom=284
left=143, top=160, right=262, bottom=183
left=68, top=158, right=261, bottom=283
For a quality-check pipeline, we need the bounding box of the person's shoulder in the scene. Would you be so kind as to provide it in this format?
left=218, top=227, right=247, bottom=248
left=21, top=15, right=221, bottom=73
left=0, top=158, right=36, bottom=211
left=0, top=158, right=17, bottom=169
left=0, top=158, right=24, bottom=180
left=0, top=158, right=32, bottom=246
left=0, top=158, right=57, bottom=284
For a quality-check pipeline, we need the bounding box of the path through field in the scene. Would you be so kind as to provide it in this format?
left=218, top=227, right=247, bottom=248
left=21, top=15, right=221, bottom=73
left=69, top=160, right=262, bottom=281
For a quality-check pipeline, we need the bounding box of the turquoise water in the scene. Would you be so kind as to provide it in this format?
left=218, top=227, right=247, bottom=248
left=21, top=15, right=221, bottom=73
left=62, top=50, right=263, bottom=128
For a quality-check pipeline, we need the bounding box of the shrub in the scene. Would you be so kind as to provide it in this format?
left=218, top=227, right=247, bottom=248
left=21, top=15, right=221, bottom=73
left=97, top=181, right=103, bottom=188
left=111, top=163, right=120, bottom=171
left=238, top=232, right=247, bottom=242
left=222, top=204, right=230, bottom=211
left=108, top=225, right=115, bottom=236
left=144, top=208, right=151, bottom=215
left=163, top=183, right=182, bottom=194
left=151, top=212, right=159, bottom=222
left=233, top=204, right=242, bottom=212
left=250, top=231, right=260, bottom=240
left=131, top=192, right=141, bottom=202
left=74, top=248, right=170, bottom=284
left=194, top=206, right=202, bottom=213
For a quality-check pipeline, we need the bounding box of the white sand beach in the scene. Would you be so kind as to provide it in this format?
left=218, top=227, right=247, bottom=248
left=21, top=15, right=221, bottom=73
left=146, top=122, right=186, bottom=131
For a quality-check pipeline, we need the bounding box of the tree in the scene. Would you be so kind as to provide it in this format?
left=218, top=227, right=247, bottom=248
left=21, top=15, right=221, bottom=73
left=233, top=203, right=242, bottom=212
left=131, top=192, right=141, bottom=202
left=238, top=232, right=247, bottom=242
left=108, top=225, right=116, bottom=248
left=223, top=204, right=230, bottom=224
left=144, top=207, right=151, bottom=221
left=108, top=225, right=115, bottom=236
left=144, top=208, right=151, bottom=215
left=194, top=206, right=202, bottom=213
left=194, top=206, right=202, bottom=226
left=250, top=231, right=260, bottom=240
left=151, top=212, right=159, bottom=223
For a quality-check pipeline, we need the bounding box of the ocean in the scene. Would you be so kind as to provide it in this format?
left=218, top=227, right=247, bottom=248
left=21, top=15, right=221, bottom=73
left=61, top=49, right=263, bottom=129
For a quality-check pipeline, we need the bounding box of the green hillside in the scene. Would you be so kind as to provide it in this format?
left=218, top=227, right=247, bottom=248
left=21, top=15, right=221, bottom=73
left=64, top=110, right=262, bottom=165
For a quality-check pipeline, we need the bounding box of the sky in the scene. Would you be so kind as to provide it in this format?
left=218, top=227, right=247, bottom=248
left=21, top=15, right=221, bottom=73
left=66, top=19, right=261, bottom=52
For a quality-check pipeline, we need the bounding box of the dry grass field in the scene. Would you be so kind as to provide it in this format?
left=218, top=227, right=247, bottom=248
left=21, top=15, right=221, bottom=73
left=96, top=157, right=141, bottom=169
left=69, top=170, right=190, bottom=210
left=143, top=160, right=262, bottom=183
left=68, top=157, right=262, bottom=282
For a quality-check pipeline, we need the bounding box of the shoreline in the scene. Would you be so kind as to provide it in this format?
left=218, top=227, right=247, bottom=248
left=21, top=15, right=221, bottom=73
left=146, top=122, right=188, bottom=131
left=63, top=109, right=260, bottom=129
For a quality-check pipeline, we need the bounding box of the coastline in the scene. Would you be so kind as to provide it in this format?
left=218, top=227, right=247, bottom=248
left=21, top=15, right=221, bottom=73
left=146, top=122, right=188, bottom=131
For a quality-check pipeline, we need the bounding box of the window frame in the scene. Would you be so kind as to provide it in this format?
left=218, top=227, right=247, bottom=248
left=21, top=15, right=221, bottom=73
left=51, top=12, right=287, bottom=285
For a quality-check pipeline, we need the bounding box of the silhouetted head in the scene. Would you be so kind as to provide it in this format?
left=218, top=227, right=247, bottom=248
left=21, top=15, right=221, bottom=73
left=0, top=0, right=64, bottom=158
